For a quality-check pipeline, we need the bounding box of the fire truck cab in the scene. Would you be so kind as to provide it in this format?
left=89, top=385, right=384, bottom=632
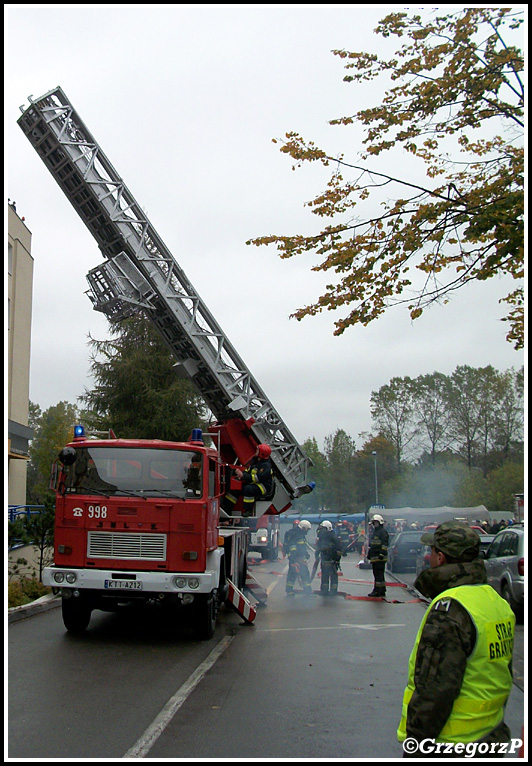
left=45, top=427, right=248, bottom=639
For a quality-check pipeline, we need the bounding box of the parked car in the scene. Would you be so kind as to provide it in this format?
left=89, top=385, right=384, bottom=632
left=415, top=545, right=431, bottom=575
left=416, top=534, right=495, bottom=576
left=479, top=534, right=495, bottom=555
left=387, top=531, right=425, bottom=573
left=483, top=525, right=524, bottom=618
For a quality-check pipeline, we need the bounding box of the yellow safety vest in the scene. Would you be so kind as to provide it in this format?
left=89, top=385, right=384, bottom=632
left=397, top=584, right=515, bottom=744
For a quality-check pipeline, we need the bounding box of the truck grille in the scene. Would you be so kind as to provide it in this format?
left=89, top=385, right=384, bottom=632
left=87, top=531, right=167, bottom=561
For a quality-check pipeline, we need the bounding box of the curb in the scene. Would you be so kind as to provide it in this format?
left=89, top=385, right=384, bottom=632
left=385, top=570, right=429, bottom=605
left=8, top=593, right=61, bottom=624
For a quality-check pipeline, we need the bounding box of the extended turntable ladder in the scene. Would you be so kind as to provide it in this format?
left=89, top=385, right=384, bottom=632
left=17, top=87, right=312, bottom=501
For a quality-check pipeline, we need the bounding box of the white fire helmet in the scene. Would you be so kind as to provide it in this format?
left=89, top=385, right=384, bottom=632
left=319, top=520, right=333, bottom=530
left=299, top=519, right=312, bottom=531
left=372, top=514, right=384, bottom=524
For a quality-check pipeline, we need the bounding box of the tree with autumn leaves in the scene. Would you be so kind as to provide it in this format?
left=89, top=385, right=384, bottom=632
left=370, top=365, right=524, bottom=475
left=248, top=8, right=524, bottom=349
left=297, top=365, right=522, bottom=515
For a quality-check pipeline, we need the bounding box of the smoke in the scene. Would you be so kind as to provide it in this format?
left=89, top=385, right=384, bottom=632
left=383, top=462, right=469, bottom=509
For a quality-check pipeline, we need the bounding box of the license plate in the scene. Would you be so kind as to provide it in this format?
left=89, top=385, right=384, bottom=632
left=104, top=580, right=143, bottom=590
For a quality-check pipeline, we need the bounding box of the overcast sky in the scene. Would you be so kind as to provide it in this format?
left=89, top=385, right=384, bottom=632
left=6, top=4, right=524, bottom=450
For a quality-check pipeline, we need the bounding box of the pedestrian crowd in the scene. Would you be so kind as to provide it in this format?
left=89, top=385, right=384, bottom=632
left=391, top=518, right=515, bottom=534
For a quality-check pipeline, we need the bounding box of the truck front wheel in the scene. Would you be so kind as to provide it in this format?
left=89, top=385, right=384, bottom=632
left=62, top=595, right=92, bottom=635
left=192, top=590, right=218, bottom=640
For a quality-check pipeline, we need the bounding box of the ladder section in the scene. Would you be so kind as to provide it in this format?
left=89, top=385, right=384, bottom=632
left=17, top=87, right=312, bottom=497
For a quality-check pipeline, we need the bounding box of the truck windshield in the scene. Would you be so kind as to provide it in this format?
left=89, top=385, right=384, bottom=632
left=62, top=446, right=203, bottom=498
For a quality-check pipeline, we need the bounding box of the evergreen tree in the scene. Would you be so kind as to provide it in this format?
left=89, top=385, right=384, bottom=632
left=80, top=313, right=207, bottom=440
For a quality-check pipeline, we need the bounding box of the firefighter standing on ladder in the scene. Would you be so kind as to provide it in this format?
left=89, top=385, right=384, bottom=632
left=222, top=444, right=274, bottom=517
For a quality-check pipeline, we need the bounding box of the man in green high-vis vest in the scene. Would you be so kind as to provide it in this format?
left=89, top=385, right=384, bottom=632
left=398, top=521, right=515, bottom=758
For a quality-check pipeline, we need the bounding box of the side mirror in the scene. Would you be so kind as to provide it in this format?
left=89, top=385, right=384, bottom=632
left=58, top=446, right=77, bottom=466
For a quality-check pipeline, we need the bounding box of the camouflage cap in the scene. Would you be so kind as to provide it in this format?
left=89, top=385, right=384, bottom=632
left=420, top=521, right=480, bottom=559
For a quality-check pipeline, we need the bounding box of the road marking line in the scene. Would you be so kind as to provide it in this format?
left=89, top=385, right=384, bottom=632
left=123, top=634, right=234, bottom=758
left=257, top=623, right=406, bottom=633
left=266, top=563, right=288, bottom=595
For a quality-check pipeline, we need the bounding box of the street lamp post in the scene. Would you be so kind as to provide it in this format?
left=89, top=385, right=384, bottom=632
left=372, top=450, right=379, bottom=506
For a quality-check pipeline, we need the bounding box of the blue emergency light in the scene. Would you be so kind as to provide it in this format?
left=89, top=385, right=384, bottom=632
left=294, top=481, right=316, bottom=498
left=190, top=428, right=203, bottom=443
left=74, top=424, right=85, bottom=439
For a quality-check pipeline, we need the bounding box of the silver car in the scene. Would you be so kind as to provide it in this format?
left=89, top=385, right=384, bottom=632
left=483, top=525, right=525, bottom=618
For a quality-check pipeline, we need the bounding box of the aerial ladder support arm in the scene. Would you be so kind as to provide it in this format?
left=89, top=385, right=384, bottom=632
left=17, top=87, right=314, bottom=509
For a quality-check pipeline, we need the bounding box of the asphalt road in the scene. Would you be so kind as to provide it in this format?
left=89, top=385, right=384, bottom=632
left=8, top=554, right=525, bottom=760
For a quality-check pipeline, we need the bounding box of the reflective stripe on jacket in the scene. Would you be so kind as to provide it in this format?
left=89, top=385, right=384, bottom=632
left=368, top=524, right=389, bottom=562
left=241, top=458, right=273, bottom=495
left=397, top=584, right=515, bottom=744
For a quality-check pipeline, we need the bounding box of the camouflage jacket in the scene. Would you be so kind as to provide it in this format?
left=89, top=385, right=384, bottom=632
left=405, top=560, right=512, bottom=747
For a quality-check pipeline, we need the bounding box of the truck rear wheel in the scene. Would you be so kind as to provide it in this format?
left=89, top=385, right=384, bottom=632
left=192, top=590, right=218, bottom=640
left=62, top=596, right=92, bottom=635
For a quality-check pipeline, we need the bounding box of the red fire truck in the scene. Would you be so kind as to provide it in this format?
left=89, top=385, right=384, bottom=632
left=18, top=88, right=314, bottom=637
left=247, top=515, right=281, bottom=561
left=48, top=427, right=256, bottom=639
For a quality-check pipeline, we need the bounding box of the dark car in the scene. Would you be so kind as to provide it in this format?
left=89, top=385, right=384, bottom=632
left=415, top=545, right=431, bottom=575
left=483, top=525, right=524, bottom=618
left=415, top=533, right=495, bottom=576
left=387, top=531, right=425, bottom=573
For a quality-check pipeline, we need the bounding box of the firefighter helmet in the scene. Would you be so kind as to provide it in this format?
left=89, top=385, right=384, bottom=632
left=372, top=514, right=384, bottom=524
left=257, top=443, right=272, bottom=459
left=319, top=520, right=333, bottom=530
left=299, top=519, right=311, bottom=531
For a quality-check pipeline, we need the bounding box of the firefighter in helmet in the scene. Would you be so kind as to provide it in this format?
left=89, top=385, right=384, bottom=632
left=223, top=443, right=274, bottom=517
left=313, top=520, right=344, bottom=596
left=282, top=519, right=300, bottom=558
left=285, top=519, right=313, bottom=596
left=367, top=513, right=389, bottom=598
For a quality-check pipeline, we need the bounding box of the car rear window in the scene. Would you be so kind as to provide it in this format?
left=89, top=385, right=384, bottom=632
left=399, top=532, right=423, bottom=541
